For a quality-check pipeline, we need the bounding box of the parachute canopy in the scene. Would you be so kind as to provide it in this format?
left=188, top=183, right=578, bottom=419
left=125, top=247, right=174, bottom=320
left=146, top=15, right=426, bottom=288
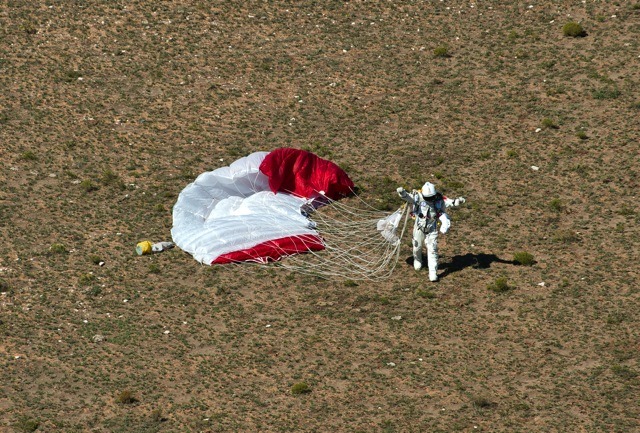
left=171, top=148, right=355, bottom=265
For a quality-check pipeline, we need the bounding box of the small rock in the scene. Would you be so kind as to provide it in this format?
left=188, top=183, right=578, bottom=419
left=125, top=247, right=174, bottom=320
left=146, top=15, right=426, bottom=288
left=531, top=166, right=539, bottom=171
left=93, top=334, right=105, bottom=343
left=391, top=315, right=402, bottom=321
left=387, top=362, right=396, bottom=367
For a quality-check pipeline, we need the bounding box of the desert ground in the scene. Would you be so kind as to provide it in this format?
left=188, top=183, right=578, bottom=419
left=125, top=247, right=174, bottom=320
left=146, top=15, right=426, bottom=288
left=1, top=1, right=638, bottom=432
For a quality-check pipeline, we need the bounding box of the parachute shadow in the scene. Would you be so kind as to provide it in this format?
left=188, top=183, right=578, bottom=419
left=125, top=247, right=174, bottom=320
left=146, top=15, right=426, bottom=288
left=440, top=253, right=516, bottom=278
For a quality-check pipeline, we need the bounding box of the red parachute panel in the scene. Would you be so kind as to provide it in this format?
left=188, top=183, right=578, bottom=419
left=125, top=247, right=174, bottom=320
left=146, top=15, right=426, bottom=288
left=212, top=234, right=325, bottom=264
left=259, top=148, right=354, bottom=200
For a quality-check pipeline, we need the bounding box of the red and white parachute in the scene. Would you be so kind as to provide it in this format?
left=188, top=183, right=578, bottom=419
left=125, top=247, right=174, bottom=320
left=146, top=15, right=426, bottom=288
left=172, top=148, right=408, bottom=279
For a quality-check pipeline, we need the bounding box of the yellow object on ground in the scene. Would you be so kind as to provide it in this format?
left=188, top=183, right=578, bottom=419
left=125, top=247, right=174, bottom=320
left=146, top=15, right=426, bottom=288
left=136, top=241, right=153, bottom=255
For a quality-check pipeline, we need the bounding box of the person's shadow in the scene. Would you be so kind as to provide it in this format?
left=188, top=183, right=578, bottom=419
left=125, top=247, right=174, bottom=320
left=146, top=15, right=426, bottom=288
left=405, top=253, right=518, bottom=279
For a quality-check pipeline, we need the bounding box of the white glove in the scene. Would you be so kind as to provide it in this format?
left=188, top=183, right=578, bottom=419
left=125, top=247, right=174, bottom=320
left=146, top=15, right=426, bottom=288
left=397, top=187, right=405, bottom=195
left=454, top=197, right=466, bottom=206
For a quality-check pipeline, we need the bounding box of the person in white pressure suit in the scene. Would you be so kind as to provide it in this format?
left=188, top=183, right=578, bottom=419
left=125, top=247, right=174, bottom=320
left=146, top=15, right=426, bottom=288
left=397, top=182, right=465, bottom=282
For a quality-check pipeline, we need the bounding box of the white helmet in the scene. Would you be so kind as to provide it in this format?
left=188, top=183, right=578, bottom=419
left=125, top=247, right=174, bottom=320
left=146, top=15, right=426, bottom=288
left=421, top=182, right=436, bottom=197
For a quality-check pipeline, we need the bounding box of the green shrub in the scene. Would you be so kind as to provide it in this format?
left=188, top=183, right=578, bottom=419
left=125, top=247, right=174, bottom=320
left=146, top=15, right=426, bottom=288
left=542, top=118, right=558, bottom=129
left=343, top=279, right=358, bottom=287
left=446, top=180, right=464, bottom=189
left=546, top=85, right=566, bottom=96
left=472, top=395, right=494, bottom=409
left=576, top=131, right=588, bottom=140
left=80, top=179, right=99, bottom=192
left=50, top=243, right=67, bottom=254
left=179, top=167, right=194, bottom=179
left=20, top=23, right=37, bottom=35
left=606, top=312, right=625, bottom=325
left=542, top=60, right=556, bottom=69
left=116, top=390, right=137, bottom=404
left=488, top=277, right=510, bottom=293
left=513, top=252, right=535, bottom=266
left=16, top=417, right=39, bottom=432
left=549, top=198, right=564, bottom=212
left=592, top=87, right=620, bottom=100
left=291, top=382, right=311, bottom=395
left=617, top=205, right=635, bottom=217
left=78, top=273, right=96, bottom=286
left=20, top=151, right=37, bottom=161
left=64, top=70, right=82, bottom=82
left=102, top=169, right=119, bottom=184
left=87, top=286, right=102, bottom=297
left=433, top=46, right=450, bottom=58
left=416, top=289, right=436, bottom=299
left=150, top=409, right=165, bottom=423
left=552, top=230, right=579, bottom=243
left=611, top=365, right=637, bottom=380
left=563, top=22, right=586, bottom=37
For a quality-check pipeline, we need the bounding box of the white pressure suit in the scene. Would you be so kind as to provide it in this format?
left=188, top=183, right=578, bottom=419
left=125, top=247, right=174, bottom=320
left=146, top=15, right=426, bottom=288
left=397, top=182, right=464, bottom=282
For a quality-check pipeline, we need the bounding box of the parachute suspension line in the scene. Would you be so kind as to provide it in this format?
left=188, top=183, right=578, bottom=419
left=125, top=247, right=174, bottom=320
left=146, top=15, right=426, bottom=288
left=268, top=191, right=410, bottom=281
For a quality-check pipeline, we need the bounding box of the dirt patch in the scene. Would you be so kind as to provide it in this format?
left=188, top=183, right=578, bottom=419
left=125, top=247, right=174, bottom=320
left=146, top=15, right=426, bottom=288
left=1, top=1, right=638, bottom=432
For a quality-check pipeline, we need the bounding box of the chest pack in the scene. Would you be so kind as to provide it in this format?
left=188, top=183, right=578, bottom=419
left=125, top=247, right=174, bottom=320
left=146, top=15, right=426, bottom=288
left=412, top=192, right=443, bottom=231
